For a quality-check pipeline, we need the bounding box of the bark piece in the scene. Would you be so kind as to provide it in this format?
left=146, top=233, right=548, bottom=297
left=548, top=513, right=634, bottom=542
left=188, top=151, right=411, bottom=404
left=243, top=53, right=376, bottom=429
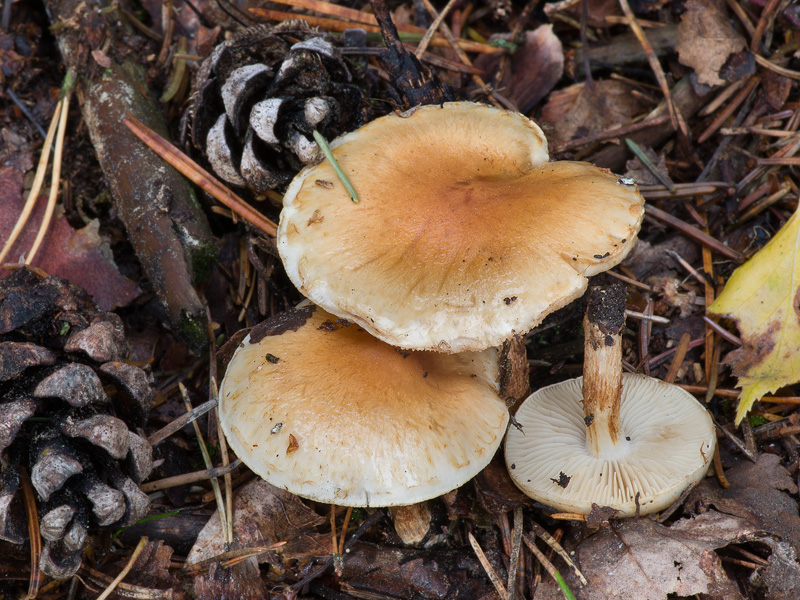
left=46, top=0, right=217, bottom=352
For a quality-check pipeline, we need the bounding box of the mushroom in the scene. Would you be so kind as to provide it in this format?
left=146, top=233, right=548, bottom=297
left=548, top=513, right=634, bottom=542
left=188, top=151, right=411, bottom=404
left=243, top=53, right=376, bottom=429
left=504, top=285, right=716, bottom=517
left=218, top=304, right=509, bottom=507
left=278, top=101, right=645, bottom=353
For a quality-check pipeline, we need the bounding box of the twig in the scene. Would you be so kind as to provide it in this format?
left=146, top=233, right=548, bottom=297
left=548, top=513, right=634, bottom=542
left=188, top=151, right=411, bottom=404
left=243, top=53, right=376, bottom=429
left=180, top=382, right=228, bottom=535
left=4, top=88, right=48, bottom=139
left=754, top=54, right=800, bottom=81
left=617, top=0, right=688, bottom=139
left=750, top=0, right=781, bottom=52
left=139, top=460, right=241, bottom=492
left=291, top=510, right=384, bottom=591
left=698, top=76, right=760, bottom=144
left=549, top=513, right=587, bottom=521
left=20, top=467, right=42, bottom=600
left=664, top=248, right=709, bottom=286
left=664, top=333, right=691, bottom=384
left=624, top=138, right=675, bottom=192
left=123, top=115, right=278, bottom=237
left=725, top=0, right=755, bottom=38
left=415, top=0, right=458, bottom=58
left=181, top=544, right=285, bottom=575
left=625, top=310, right=669, bottom=324
left=468, top=532, right=507, bottom=600
left=737, top=181, right=792, bottom=223
left=522, top=534, right=577, bottom=600
left=27, top=83, right=73, bottom=264
left=607, top=270, right=654, bottom=292
left=249, top=7, right=501, bottom=54
left=702, top=316, right=743, bottom=346
left=527, top=522, right=587, bottom=586
left=715, top=419, right=759, bottom=463
left=550, top=115, right=670, bottom=153
left=417, top=0, right=500, bottom=107
left=713, top=443, right=730, bottom=488
left=647, top=337, right=704, bottom=370
left=645, top=205, right=745, bottom=262
left=95, top=537, right=149, bottom=600
left=147, top=397, right=218, bottom=446
left=330, top=505, right=339, bottom=556
left=507, top=507, right=523, bottom=600
left=312, top=130, right=358, bottom=203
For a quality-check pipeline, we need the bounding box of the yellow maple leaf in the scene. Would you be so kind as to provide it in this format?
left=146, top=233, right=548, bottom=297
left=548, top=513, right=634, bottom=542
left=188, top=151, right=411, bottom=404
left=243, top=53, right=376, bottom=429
left=708, top=204, right=800, bottom=424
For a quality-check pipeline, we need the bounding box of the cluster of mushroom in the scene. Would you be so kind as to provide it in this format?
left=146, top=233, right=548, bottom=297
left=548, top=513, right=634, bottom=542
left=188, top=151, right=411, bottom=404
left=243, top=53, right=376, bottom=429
left=218, top=102, right=712, bottom=523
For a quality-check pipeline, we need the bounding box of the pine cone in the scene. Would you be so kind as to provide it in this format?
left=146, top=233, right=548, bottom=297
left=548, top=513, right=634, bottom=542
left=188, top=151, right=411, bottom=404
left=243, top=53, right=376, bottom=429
left=0, top=268, right=153, bottom=579
left=188, top=23, right=373, bottom=194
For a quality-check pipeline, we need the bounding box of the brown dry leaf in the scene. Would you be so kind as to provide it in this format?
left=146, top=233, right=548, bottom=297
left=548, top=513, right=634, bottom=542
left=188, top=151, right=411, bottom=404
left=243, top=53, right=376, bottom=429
left=186, top=479, right=326, bottom=566
left=677, top=0, right=747, bottom=87
left=540, top=80, right=647, bottom=146
left=119, top=539, right=187, bottom=600
left=474, top=25, right=564, bottom=114
left=187, top=480, right=327, bottom=600
left=534, top=511, right=759, bottom=600
left=0, top=164, right=140, bottom=311
left=688, top=453, right=800, bottom=554
left=342, top=540, right=499, bottom=599
left=688, top=454, right=800, bottom=599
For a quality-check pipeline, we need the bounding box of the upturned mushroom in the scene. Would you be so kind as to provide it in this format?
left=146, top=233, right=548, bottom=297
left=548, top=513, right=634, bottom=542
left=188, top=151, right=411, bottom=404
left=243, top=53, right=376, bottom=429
left=504, top=285, right=716, bottom=517
left=218, top=304, right=509, bottom=507
left=278, top=102, right=645, bottom=353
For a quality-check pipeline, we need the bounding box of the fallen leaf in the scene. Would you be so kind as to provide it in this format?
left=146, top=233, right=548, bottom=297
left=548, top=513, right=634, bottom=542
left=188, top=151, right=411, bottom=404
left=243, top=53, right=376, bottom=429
left=119, top=539, right=187, bottom=599
left=0, top=164, right=140, bottom=311
left=707, top=204, right=800, bottom=424
left=540, top=80, right=647, bottom=147
left=534, top=511, right=757, bottom=600
left=677, top=0, right=747, bottom=87
left=342, top=539, right=499, bottom=599
left=688, top=453, right=800, bottom=599
left=474, top=25, right=564, bottom=114
left=688, top=453, right=800, bottom=555
left=186, top=479, right=326, bottom=566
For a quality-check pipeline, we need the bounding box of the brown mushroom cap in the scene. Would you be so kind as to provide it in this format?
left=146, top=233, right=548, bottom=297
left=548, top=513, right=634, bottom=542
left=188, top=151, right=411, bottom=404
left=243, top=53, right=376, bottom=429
left=278, top=102, right=645, bottom=352
left=218, top=305, right=509, bottom=507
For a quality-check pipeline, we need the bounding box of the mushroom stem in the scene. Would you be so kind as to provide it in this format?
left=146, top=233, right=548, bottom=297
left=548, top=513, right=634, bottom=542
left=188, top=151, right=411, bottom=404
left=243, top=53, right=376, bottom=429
left=582, top=285, right=626, bottom=458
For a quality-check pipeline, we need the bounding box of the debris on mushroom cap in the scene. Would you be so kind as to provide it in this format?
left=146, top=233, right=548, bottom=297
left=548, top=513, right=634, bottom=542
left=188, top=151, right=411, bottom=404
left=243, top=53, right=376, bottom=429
left=505, top=374, right=716, bottom=517
left=278, top=101, right=645, bottom=353
left=218, top=305, right=509, bottom=507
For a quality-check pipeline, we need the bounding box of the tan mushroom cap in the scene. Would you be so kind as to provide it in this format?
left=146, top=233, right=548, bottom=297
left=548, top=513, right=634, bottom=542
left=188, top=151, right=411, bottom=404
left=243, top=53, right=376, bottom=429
left=504, top=374, right=716, bottom=517
left=278, top=102, right=645, bottom=352
left=219, top=305, right=509, bottom=507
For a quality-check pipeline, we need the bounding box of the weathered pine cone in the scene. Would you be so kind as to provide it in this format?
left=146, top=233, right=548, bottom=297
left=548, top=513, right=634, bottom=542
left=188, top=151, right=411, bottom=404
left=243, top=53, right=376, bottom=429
left=188, top=23, right=373, bottom=194
left=0, top=268, right=153, bottom=579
